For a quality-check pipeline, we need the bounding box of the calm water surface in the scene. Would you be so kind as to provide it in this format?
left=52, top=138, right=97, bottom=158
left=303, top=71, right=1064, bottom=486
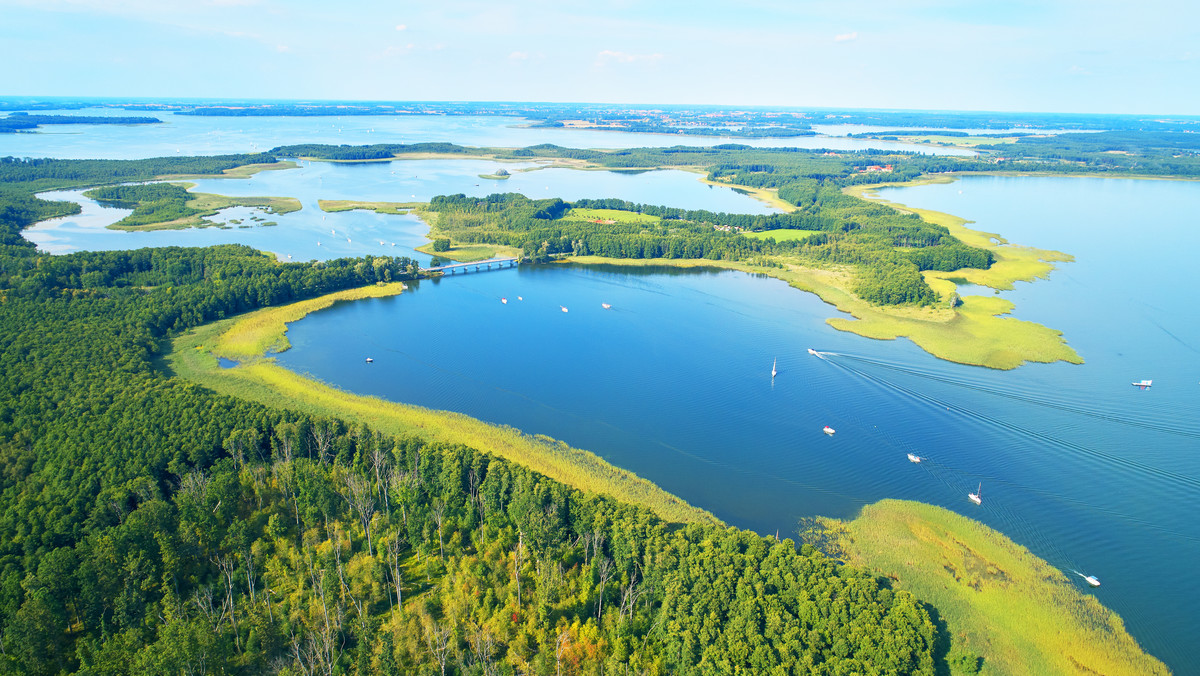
left=0, top=107, right=975, bottom=158
left=25, top=160, right=780, bottom=259
left=278, top=176, right=1200, bottom=673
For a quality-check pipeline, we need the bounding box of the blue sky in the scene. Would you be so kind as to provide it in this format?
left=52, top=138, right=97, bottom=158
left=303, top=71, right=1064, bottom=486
left=3, top=0, right=1197, bottom=114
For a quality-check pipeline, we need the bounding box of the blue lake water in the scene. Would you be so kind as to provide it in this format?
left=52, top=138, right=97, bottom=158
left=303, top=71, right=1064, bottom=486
left=275, top=175, right=1200, bottom=673
left=25, top=160, right=781, bottom=260
left=0, top=107, right=975, bottom=159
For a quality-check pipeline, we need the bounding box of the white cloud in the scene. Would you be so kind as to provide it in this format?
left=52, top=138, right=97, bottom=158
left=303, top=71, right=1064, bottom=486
left=395, top=24, right=406, bottom=31
left=834, top=31, right=858, bottom=42
left=1067, top=64, right=1092, bottom=76
left=509, top=51, right=529, bottom=60
left=276, top=44, right=289, bottom=52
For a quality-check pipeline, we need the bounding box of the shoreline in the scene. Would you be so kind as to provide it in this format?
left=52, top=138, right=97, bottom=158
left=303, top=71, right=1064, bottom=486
left=166, top=286, right=718, bottom=527
left=814, top=500, right=1167, bottom=675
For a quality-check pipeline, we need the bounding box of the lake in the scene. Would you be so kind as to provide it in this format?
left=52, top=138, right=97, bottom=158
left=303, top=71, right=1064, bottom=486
left=25, top=159, right=782, bottom=259
left=276, top=175, right=1200, bottom=673
left=0, top=106, right=976, bottom=159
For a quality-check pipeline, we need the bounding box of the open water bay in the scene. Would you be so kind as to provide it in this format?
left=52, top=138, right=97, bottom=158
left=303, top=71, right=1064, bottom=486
left=277, top=176, right=1200, bottom=673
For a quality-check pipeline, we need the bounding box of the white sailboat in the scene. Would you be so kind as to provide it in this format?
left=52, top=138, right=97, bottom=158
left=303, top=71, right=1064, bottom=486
left=968, top=482, right=982, bottom=505
left=771, top=358, right=777, bottom=379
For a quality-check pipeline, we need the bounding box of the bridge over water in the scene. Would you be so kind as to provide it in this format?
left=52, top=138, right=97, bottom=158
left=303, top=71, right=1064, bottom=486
left=422, top=257, right=520, bottom=275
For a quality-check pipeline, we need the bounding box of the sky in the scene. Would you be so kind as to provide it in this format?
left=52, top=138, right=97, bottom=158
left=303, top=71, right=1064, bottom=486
left=2, top=0, right=1198, bottom=115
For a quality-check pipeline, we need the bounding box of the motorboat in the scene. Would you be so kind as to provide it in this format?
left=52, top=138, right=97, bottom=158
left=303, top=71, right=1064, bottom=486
left=907, top=453, right=922, bottom=463
left=823, top=426, right=835, bottom=435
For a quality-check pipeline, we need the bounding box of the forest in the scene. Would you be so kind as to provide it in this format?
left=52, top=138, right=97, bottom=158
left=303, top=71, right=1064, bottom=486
left=423, top=179, right=992, bottom=307
left=0, top=113, right=162, bottom=134
left=0, top=153, right=941, bottom=673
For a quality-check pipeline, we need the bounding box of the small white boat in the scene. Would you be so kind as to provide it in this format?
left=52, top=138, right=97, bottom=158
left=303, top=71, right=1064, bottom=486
left=807, top=348, right=818, bottom=356
left=823, top=426, right=835, bottom=436
left=968, top=482, right=982, bottom=505
left=365, top=357, right=374, bottom=363
left=1132, top=379, right=1152, bottom=389
left=907, top=453, right=922, bottom=463
left=518, top=296, right=523, bottom=301
left=501, top=298, right=507, bottom=304
left=602, top=303, right=612, bottom=310
left=772, top=358, right=778, bottom=379
left=560, top=306, right=569, bottom=313
left=1077, top=572, right=1101, bottom=587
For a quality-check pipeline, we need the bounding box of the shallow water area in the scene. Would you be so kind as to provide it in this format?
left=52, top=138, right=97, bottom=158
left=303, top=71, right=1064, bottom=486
left=25, top=160, right=780, bottom=260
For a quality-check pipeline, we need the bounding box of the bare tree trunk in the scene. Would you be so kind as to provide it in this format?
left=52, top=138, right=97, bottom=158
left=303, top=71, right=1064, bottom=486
left=432, top=499, right=446, bottom=563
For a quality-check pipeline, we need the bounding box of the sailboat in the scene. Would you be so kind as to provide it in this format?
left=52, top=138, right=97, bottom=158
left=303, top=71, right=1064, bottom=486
left=771, top=358, right=777, bottom=379
left=968, top=482, right=982, bottom=505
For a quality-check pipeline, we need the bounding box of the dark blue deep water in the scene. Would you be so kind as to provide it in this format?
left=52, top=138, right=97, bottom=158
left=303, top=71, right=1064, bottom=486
left=278, top=176, right=1200, bottom=673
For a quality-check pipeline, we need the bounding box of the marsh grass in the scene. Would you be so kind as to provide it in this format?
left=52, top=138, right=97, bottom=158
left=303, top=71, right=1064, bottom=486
left=167, top=287, right=718, bottom=527
left=109, top=188, right=302, bottom=232
left=413, top=243, right=523, bottom=262
left=318, top=200, right=423, bottom=214
left=820, top=500, right=1167, bottom=676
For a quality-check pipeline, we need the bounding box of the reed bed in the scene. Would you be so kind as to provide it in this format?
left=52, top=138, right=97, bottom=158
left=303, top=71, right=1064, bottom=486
left=823, top=500, right=1167, bottom=676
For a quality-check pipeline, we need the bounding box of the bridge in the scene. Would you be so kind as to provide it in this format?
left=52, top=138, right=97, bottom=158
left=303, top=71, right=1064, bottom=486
left=422, top=257, right=519, bottom=275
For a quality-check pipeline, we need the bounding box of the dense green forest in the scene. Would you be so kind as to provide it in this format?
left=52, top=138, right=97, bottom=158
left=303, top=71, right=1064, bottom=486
left=0, top=113, right=162, bottom=134
left=0, top=153, right=940, bottom=673
left=423, top=187, right=991, bottom=306
left=84, top=183, right=205, bottom=228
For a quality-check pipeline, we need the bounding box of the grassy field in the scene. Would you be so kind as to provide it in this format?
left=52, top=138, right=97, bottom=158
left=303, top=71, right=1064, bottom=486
left=109, top=187, right=303, bottom=231
left=413, top=242, right=524, bottom=262
left=564, top=207, right=662, bottom=225
left=814, top=500, right=1167, bottom=676
left=317, top=199, right=423, bottom=214
left=742, top=228, right=820, bottom=241
left=166, top=286, right=718, bottom=527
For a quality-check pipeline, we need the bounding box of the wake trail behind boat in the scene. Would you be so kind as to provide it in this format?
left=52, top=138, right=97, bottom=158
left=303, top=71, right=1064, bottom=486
left=817, top=354, right=1200, bottom=496
left=828, top=352, right=1200, bottom=439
